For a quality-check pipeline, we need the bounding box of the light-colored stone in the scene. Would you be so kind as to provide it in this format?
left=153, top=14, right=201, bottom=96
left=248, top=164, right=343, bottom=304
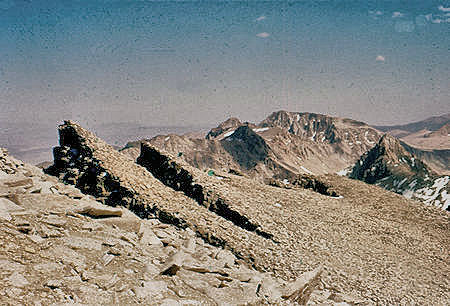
left=134, top=280, right=168, bottom=300
left=74, top=200, right=123, bottom=218
left=161, top=251, right=187, bottom=276
left=0, top=198, right=24, bottom=221
left=102, top=253, right=115, bottom=266
left=64, top=236, right=102, bottom=251
left=7, top=272, right=30, bottom=288
left=282, top=265, right=323, bottom=304
left=139, top=222, right=163, bottom=247
left=215, top=249, right=235, bottom=268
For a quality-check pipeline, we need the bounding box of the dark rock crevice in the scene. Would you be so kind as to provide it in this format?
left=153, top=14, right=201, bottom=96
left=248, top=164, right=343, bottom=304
left=350, top=143, right=389, bottom=184
left=137, top=143, right=274, bottom=241
left=290, top=175, right=339, bottom=197
left=268, top=175, right=339, bottom=197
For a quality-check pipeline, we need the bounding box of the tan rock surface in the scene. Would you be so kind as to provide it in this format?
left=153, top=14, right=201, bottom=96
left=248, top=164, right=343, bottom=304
left=43, top=122, right=450, bottom=305
left=1, top=148, right=331, bottom=305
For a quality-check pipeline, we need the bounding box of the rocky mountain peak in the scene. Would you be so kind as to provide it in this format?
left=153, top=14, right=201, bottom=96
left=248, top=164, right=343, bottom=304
left=377, top=134, right=410, bottom=157
left=259, top=111, right=338, bottom=142
left=349, top=133, right=449, bottom=210
left=229, top=125, right=257, bottom=139
left=350, top=134, right=428, bottom=183
left=220, top=125, right=270, bottom=170
left=206, top=117, right=243, bottom=140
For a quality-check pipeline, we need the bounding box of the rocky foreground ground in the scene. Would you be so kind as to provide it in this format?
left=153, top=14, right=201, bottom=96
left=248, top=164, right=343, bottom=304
left=0, top=148, right=345, bottom=305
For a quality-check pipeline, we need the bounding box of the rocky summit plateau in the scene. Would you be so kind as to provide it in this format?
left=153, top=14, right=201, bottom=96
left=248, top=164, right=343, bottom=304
left=0, top=113, right=449, bottom=305
left=0, top=112, right=450, bottom=305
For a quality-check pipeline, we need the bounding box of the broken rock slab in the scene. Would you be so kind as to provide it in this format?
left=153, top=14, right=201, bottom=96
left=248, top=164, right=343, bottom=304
left=282, top=265, right=323, bottom=304
left=0, top=197, right=24, bottom=221
left=139, top=222, right=163, bottom=247
left=160, top=251, right=187, bottom=276
left=74, top=200, right=123, bottom=218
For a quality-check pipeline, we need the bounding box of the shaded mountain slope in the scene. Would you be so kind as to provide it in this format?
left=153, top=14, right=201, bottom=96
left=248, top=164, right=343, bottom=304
left=350, top=134, right=449, bottom=210
left=219, top=125, right=270, bottom=170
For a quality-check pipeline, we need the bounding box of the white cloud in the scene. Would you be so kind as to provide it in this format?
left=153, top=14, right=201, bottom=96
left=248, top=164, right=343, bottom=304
left=394, top=20, right=415, bottom=32
left=392, top=12, right=404, bottom=18
left=368, top=10, right=383, bottom=19
left=256, top=32, right=270, bottom=38
left=438, top=5, right=450, bottom=12
left=376, top=55, right=385, bottom=62
left=256, top=16, right=266, bottom=21
left=431, top=18, right=450, bottom=23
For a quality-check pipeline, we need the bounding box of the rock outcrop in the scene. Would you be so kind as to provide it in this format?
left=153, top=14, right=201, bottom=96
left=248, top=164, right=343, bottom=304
left=136, top=142, right=273, bottom=239
left=44, top=121, right=275, bottom=261
left=206, top=117, right=246, bottom=140
left=1, top=148, right=332, bottom=305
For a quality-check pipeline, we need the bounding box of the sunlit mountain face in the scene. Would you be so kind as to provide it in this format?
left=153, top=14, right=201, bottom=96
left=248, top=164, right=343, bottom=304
left=0, top=0, right=449, bottom=163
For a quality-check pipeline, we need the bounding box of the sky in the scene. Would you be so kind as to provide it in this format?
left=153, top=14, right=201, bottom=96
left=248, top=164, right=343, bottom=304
left=0, top=0, right=449, bottom=161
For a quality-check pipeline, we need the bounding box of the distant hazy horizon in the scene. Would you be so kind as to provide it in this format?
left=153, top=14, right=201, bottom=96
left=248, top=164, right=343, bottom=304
left=2, top=110, right=448, bottom=165
left=1, top=0, right=449, bottom=162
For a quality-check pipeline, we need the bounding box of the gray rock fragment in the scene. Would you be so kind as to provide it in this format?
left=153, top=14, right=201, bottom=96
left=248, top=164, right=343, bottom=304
left=134, top=280, right=168, bottom=300
left=139, top=222, right=163, bottom=247
left=0, top=198, right=24, bottom=221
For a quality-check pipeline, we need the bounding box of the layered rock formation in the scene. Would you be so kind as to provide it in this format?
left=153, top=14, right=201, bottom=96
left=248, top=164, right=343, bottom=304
left=44, top=121, right=275, bottom=262
left=136, top=142, right=273, bottom=239
left=42, top=121, right=450, bottom=305
left=350, top=134, right=449, bottom=210
left=1, top=148, right=332, bottom=305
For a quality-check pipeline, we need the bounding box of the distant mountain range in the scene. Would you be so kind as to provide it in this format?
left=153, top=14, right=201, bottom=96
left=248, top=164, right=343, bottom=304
left=121, top=110, right=384, bottom=180
left=373, top=113, right=450, bottom=150
left=374, top=113, right=450, bottom=135
left=120, top=111, right=449, bottom=210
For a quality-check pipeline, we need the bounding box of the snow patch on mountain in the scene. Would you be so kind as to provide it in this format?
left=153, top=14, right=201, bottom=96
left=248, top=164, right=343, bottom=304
left=300, top=166, right=313, bottom=175
left=253, top=127, right=270, bottom=133
left=223, top=130, right=236, bottom=138
left=413, top=176, right=450, bottom=210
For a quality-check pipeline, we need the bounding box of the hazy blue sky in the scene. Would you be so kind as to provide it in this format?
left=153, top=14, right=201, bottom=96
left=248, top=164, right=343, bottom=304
left=1, top=0, right=449, bottom=133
